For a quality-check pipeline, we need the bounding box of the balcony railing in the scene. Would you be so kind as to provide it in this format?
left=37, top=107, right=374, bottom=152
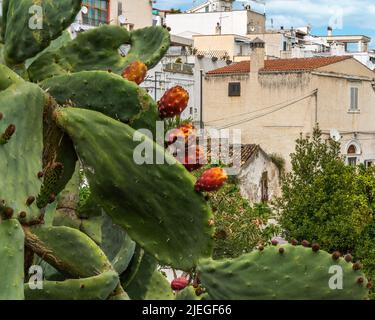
left=163, top=63, right=193, bottom=75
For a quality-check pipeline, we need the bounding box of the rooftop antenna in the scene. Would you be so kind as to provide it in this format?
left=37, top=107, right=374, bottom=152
left=237, top=0, right=266, bottom=15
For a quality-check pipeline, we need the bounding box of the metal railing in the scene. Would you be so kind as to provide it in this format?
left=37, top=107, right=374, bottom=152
left=163, top=63, right=194, bottom=75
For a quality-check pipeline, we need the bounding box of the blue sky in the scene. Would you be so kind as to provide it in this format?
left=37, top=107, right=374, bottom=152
left=155, top=0, right=375, bottom=49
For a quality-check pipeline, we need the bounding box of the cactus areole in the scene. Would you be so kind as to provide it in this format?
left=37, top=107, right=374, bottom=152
left=0, top=0, right=371, bottom=301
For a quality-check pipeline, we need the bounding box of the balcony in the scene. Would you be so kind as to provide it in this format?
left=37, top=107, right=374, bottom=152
left=163, top=63, right=194, bottom=75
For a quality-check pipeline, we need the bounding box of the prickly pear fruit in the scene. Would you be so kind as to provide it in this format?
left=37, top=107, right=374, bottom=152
left=195, top=168, right=228, bottom=192
left=121, top=61, right=147, bottom=85
left=171, top=277, right=189, bottom=291
left=180, top=145, right=205, bottom=172
left=158, top=86, right=189, bottom=119
left=167, top=123, right=196, bottom=146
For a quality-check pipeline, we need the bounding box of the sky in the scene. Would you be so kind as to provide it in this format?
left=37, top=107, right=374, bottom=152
left=154, top=0, right=375, bottom=49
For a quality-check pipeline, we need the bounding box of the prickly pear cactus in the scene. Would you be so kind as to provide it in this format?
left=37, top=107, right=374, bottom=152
left=198, top=244, right=370, bottom=300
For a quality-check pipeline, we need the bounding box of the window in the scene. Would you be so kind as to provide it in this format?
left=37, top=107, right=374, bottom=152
left=82, top=0, right=109, bottom=26
left=118, top=1, right=123, bottom=16
left=347, top=157, right=357, bottom=166
left=347, top=143, right=359, bottom=166
left=228, top=82, right=241, bottom=97
left=261, top=171, right=269, bottom=202
left=350, top=87, right=359, bottom=111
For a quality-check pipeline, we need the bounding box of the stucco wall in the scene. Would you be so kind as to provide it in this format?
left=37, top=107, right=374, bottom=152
left=238, top=149, right=281, bottom=203
left=204, top=72, right=316, bottom=170
left=111, top=0, right=152, bottom=29
left=203, top=58, right=375, bottom=170
left=166, top=10, right=265, bottom=37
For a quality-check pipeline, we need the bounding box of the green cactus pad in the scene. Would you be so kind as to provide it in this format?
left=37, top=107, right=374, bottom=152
left=0, top=219, right=25, bottom=300
left=120, top=246, right=145, bottom=288
left=198, top=244, right=370, bottom=300
left=0, top=64, right=23, bottom=90
left=0, top=78, right=45, bottom=224
left=101, top=214, right=136, bottom=274
left=175, top=286, right=201, bottom=300
left=108, top=284, right=130, bottom=300
left=2, top=0, right=81, bottom=65
left=125, top=252, right=174, bottom=300
left=54, top=107, right=214, bottom=270
left=24, top=226, right=112, bottom=278
left=28, top=25, right=170, bottom=82
left=40, top=71, right=159, bottom=132
left=24, top=270, right=119, bottom=300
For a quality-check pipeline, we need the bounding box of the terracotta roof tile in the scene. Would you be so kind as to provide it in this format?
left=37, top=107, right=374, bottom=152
left=207, top=56, right=352, bottom=75
left=206, top=143, right=259, bottom=167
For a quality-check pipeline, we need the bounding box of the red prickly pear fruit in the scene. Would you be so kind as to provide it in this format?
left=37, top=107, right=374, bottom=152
left=166, top=123, right=196, bottom=146
left=158, top=86, right=189, bottom=119
left=121, top=61, right=148, bottom=85
left=344, top=254, right=353, bottom=262
left=171, top=277, right=189, bottom=291
left=271, top=239, right=278, bottom=246
left=301, top=240, right=310, bottom=247
left=37, top=171, right=44, bottom=179
left=195, top=167, right=228, bottom=192
left=353, top=262, right=362, bottom=271
left=332, top=251, right=341, bottom=260
left=312, top=243, right=320, bottom=252
left=181, top=145, right=205, bottom=172
left=291, top=239, right=298, bottom=246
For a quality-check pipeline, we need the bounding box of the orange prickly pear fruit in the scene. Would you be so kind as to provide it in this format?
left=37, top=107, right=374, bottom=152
left=167, top=123, right=196, bottom=146
left=121, top=61, right=148, bottom=85
left=158, top=86, right=189, bottom=119
left=195, top=167, right=228, bottom=192
left=171, top=277, right=189, bottom=291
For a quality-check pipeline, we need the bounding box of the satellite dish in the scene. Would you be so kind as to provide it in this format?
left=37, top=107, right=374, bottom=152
left=330, top=128, right=341, bottom=142
left=118, top=15, right=126, bottom=25
left=81, top=6, right=88, bottom=15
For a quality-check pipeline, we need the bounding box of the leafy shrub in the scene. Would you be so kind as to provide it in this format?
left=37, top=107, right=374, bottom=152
left=276, top=126, right=373, bottom=253
left=194, top=167, right=280, bottom=260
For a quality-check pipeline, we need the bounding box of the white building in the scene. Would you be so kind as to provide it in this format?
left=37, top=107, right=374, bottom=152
left=165, top=6, right=265, bottom=38
left=143, top=34, right=227, bottom=126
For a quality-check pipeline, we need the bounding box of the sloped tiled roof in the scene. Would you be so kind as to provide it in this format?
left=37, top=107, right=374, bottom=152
left=207, top=56, right=352, bottom=75
left=206, top=143, right=259, bottom=167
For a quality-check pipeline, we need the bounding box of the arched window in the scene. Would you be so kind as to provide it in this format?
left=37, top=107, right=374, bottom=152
left=346, top=141, right=361, bottom=166
left=347, top=144, right=357, bottom=154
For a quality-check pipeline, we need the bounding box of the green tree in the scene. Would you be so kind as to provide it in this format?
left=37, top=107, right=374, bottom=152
left=194, top=167, right=280, bottom=260
left=276, top=126, right=373, bottom=252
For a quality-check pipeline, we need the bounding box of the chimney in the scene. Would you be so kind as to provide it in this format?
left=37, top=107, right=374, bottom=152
left=250, top=38, right=265, bottom=74
left=327, top=26, right=333, bottom=36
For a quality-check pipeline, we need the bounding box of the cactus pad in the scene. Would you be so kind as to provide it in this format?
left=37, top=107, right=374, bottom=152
left=0, top=219, right=25, bottom=300
left=28, top=25, right=170, bottom=82
left=198, top=244, right=370, bottom=300
left=24, top=270, right=119, bottom=300
left=24, top=226, right=112, bottom=278
left=40, top=71, right=159, bottom=132
left=0, top=77, right=45, bottom=224
left=2, top=0, right=81, bottom=65
left=54, top=107, right=214, bottom=270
